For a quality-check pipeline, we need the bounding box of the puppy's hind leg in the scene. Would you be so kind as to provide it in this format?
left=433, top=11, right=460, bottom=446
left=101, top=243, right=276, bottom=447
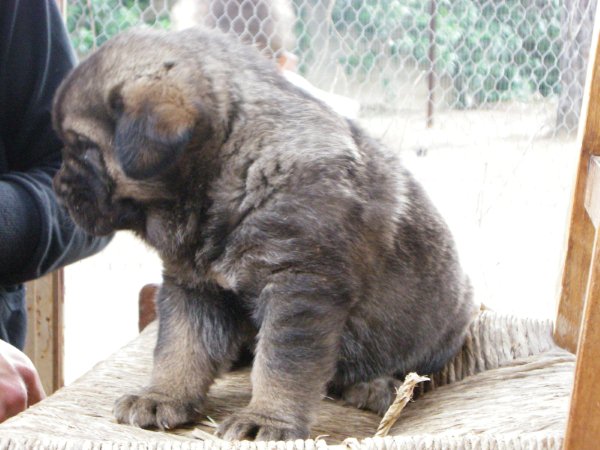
left=339, top=377, right=402, bottom=416
left=114, top=282, right=251, bottom=430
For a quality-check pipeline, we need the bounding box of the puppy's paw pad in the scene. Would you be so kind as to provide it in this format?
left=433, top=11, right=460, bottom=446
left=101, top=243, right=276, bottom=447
left=114, top=392, right=199, bottom=430
left=217, top=410, right=308, bottom=442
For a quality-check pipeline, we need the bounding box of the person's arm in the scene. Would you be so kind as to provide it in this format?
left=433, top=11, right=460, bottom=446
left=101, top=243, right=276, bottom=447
left=0, top=0, right=113, bottom=423
left=0, top=0, right=112, bottom=286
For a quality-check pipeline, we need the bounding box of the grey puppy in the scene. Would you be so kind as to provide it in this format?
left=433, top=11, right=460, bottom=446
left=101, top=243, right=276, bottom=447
left=52, top=27, right=476, bottom=441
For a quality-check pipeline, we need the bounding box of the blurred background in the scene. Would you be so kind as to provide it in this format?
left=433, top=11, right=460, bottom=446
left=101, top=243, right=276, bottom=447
left=60, top=0, right=595, bottom=383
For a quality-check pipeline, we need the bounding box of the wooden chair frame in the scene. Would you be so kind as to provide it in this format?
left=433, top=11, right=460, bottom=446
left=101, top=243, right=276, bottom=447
left=24, top=270, right=64, bottom=395
left=556, top=4, right=600, bottom=447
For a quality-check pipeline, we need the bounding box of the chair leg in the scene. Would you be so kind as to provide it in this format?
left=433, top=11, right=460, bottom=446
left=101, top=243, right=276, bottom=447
left=557, top=4, right=600, bottom=447
left=138, top=283, right=159, bottom=332
left=563, top=227, right=600, bottom=449
left=555, top=5, right=600, bottom=354
left=24, top=270, right=64, bottom=395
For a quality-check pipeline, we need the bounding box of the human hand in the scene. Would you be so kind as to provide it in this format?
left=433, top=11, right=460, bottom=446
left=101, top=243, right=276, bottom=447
left=0, top=339, right=46, bottom=422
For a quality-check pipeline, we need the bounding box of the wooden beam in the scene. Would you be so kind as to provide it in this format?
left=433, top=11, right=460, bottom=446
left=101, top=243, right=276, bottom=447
left=560, top=6, right=600, bottom=446
left=24, top=270, right=64, bottom=395
left=555, top=3, right=600, bottom=353
left=139, top=284, right=159, bottom=332
left=563, top=226, right=600, bottom=449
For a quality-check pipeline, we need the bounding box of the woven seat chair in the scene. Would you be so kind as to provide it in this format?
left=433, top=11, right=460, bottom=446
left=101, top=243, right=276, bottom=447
left=0, top=309, right=577, bottom=450
left=2, top=13, right=600, bottom=450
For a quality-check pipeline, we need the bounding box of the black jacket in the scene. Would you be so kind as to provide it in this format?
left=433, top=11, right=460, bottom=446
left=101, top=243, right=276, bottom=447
left=0, top=0, right=112, bottom=348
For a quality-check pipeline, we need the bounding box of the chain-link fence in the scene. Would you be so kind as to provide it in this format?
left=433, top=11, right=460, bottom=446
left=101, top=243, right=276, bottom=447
left=62, top=0, right=597, bottom=321
left=66, top=0, right=596, bottom=134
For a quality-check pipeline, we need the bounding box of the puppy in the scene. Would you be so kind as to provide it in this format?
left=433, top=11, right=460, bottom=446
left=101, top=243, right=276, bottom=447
left=52, top=27, right=476, bottom=441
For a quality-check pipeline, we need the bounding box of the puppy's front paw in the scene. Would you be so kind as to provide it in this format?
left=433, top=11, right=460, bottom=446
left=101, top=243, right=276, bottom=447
left=217, top=408, right=308, bottom=442
left=114, top=391, right=200, bottom=430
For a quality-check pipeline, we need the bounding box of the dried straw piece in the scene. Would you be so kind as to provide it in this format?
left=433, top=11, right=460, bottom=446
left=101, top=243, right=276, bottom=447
left=374, top=373, right=430, bottom=437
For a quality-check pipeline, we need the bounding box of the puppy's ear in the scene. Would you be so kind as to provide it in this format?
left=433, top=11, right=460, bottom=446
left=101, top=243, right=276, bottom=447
left=108, top=77, right=206, bottom=179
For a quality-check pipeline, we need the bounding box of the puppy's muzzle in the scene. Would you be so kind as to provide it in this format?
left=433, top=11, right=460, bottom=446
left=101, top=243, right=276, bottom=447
left=53, top=149, right=116, bottom=235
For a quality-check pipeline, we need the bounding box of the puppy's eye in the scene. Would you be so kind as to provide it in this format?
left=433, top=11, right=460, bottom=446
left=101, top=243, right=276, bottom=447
left=75, top=135, right=96, bottom=150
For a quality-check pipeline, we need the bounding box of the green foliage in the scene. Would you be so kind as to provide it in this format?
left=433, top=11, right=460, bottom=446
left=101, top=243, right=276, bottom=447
left=296, top=0, right=563, bottom=107
left=67, top=0, right=170, bottom=57
left=67, top=0, right=563, bottom=108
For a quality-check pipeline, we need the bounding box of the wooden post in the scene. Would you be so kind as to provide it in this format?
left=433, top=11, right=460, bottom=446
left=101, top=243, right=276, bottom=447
left=555, top=1, right=600, bottom=353
left=139, top=284, right=159, bottom=332
left=556, top=2, right=600, bottom=446
left=24, top=270, right=64, bottom=394
left=563, top=157, right=600, bottom=449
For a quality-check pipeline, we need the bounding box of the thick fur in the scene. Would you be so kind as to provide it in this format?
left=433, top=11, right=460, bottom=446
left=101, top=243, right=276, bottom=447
left=52, top=27, right=476, bottom=441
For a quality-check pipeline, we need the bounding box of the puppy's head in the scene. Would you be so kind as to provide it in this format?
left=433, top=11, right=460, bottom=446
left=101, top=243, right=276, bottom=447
left=52, top=28, right=225, bottom=235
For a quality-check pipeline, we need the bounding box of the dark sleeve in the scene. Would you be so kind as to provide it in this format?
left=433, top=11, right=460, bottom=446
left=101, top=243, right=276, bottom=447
left=0, top=0, right=112, bottom=286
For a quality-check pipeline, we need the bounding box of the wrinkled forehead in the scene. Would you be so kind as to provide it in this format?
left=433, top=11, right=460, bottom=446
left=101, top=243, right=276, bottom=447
left=53, top=65, right=109, bottom=143
left=54, top=34, right=160, bottom=140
